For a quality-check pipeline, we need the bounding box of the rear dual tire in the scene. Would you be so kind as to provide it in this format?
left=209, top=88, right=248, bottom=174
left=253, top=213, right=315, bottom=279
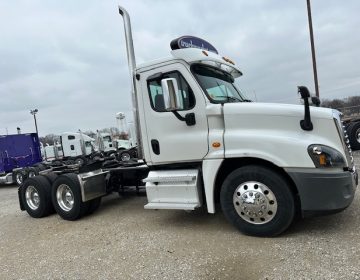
left=51, top=173, right=89, bottom=221
left=20, top=176, right=54, bottom=218
left=13, top=169, right=27, bottom=186
left=51, top=173, right=102, bottom=220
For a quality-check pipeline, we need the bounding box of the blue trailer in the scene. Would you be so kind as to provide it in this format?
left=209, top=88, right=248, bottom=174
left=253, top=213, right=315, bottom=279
left=0, top=133, right=42, bottom=184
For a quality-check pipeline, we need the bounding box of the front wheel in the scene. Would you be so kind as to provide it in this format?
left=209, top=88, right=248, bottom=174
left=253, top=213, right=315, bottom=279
left=220, top=165, right=295, bottom=237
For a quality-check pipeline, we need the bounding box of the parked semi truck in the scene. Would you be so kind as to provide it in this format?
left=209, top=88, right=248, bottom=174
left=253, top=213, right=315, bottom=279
left=43, top=142, right=63, bottom=161
left=336, top=106, right=360, bottom=151
left=0, top=133, right=42, bottom=185
left=18, top=6, right=357, bottom=236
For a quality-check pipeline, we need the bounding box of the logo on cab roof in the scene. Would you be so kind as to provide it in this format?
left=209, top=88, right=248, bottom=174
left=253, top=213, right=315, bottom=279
left=170, top=36, right=218, bottom=54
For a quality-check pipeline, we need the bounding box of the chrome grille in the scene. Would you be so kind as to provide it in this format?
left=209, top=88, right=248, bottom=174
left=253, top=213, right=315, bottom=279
left=333, top=110, right=354, bottom=168
left=341, top=122, right=354, bottom=166
left=333, top=116, right=354, bottom=169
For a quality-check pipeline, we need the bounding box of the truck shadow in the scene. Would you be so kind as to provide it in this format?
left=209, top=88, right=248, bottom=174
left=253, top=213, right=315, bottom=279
left=96, top=195, right=234, bottom=232
left=92, top=194, right=358, bottom=237
left=0, top=183, right=16, bottom=189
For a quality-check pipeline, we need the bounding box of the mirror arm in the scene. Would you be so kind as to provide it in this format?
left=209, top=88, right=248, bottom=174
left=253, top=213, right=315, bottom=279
left=172, top=111, right=186, bottom=121
left=172, top=111, right=196, bottom=126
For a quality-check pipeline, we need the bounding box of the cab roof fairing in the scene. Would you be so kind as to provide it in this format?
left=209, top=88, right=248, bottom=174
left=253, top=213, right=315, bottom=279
left=170, top=48, right=243, bottom=78
left=136, top=48, right=243, bottom=78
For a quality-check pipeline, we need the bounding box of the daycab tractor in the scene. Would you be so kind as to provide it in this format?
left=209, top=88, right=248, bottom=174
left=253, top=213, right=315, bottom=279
left=0, top=133, right=42, bottom=185
left=337, top=106, right=360, bottom=151
left=18, top=6, right=358, bottom=237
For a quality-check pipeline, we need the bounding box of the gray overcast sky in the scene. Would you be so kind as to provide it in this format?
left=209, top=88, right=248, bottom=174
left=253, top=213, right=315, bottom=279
left=1, top=0, right=359, bottom=136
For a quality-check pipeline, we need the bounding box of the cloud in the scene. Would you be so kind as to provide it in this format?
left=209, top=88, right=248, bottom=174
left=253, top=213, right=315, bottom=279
left=0, top=0, right=359, bottom=136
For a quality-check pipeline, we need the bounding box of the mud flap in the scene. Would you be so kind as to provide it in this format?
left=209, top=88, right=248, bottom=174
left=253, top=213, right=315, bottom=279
left=18, top=186, right=25, bottom=211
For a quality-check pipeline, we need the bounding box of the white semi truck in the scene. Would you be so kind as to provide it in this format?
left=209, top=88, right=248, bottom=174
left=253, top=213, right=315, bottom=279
left=18, top=6, right=357, bottom=236
left=41, top=132, right=96, bottom=163
left=96, top=132, right=116, bottom=153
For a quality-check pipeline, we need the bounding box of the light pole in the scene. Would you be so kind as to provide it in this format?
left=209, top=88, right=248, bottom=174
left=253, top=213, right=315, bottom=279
left=30, top=109, right=39, bottom=135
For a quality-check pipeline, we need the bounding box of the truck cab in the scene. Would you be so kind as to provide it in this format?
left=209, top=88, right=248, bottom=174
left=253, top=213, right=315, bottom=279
left=97, top=132, right=116, bottom=153
left=60, top=132, right=95, bottom=157
left=117, top=6, right=357, bottom=236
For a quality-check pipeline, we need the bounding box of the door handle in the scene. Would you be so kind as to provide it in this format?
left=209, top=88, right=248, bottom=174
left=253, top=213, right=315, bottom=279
left=151, top=139, right=160, bottom=155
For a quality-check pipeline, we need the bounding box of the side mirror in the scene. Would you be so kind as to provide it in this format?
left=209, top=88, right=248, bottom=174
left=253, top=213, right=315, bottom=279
left=161, top=78, right=181, bottom=111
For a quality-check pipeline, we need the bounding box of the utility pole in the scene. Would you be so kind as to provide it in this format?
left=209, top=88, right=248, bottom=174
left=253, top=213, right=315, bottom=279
left=306, top=0, right=320, bottom=98
left=30, top=109, right=39, bottom=135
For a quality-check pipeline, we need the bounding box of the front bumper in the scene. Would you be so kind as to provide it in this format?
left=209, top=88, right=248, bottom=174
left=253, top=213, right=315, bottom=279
left=286, top=168, right=358, bottom=217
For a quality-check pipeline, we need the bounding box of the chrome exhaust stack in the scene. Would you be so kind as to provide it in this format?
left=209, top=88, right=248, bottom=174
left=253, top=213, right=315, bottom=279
left=118, top=5, right=143, bottom=159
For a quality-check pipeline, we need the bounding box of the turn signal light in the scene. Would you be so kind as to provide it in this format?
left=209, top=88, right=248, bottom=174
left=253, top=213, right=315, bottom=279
left=319, top=154, right=327, bottom=166
left=212, top=142, right=221, bottom=148
left=308, top=144, right=346, bottom=168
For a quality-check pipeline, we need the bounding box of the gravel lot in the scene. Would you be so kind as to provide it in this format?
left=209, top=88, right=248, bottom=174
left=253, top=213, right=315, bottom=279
left=1, top=153, right=360, bottom=280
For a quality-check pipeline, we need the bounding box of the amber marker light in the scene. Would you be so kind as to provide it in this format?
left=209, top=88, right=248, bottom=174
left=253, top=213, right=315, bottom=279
left=222, top=56, right=235, bottom=65
left=319, top=154, right=327, bottom=166
left=212, top=142, right=221, bottom=148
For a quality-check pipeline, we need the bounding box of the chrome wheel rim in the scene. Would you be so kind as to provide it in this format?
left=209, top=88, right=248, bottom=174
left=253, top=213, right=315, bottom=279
left=16, top=173, right=23, bottom=184
left=233, top=181, right=277, bottom=225
left=356, top=128, right=360, bottom=143
left=121, top=153, right=130, bottom=161
left=56, top=184, right=74, bottom=212
left=25, top=186, right=40, bottom=210
left=28, top=171, right=36, bottom=178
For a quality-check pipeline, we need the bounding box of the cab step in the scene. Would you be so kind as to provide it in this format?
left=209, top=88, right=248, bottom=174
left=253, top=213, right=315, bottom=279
left=143, top=169, right=202, bottom=211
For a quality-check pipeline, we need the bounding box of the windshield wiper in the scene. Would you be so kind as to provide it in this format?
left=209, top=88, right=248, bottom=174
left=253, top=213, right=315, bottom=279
left=215, top=81, right=242, bottom=103
left=225, top=96, right=242, bottom=102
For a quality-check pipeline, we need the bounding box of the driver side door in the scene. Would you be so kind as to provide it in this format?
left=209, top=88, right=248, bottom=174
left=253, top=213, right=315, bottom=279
left=141, top=63, right=209, bottom=165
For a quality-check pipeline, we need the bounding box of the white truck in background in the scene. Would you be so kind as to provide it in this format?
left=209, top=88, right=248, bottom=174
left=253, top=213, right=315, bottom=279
left=43, top=142, right=63, bottom=161
left=336, top=106, right=360, bottom=151
left=96, top=132, right=116, bottom=153
left=113, top=112, right=136, bottom=150
left=60, top=132, right=95, bottom=157
left=18, top=6, right=357, bottom=237
left=41, top=132, right=96, bottom=162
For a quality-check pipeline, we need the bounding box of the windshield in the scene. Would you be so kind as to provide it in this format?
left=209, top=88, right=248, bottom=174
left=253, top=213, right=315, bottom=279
left=103, top=136, right=111, bottom=142
left=192, top=64, right=248, bottom=103
left=85, top=141, right=92, bottom=147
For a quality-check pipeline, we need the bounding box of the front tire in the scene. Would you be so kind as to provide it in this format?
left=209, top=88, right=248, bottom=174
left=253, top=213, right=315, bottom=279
left=220, top=165, right=295, bottom=237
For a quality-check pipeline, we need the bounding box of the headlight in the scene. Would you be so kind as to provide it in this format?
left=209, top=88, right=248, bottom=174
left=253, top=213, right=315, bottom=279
left=308, top=144, right=346, bottom=168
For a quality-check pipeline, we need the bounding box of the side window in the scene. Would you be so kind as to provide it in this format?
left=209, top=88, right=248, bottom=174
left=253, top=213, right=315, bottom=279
left=68, top=135, right=75, bottom=140
left=147, top=71, right=195, bottom=112
left=70, top=145, right=75, bottom=151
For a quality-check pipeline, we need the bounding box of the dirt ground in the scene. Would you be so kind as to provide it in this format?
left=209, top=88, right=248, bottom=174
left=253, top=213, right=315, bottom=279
left=1, top=152, right=360, bottom=280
